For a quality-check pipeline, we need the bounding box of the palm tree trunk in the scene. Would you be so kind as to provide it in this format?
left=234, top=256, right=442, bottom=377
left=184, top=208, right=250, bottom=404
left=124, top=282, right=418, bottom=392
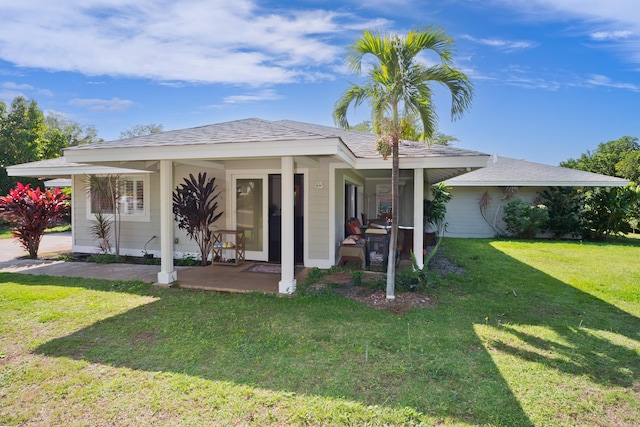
left=386, top=139, right=399, bottom=299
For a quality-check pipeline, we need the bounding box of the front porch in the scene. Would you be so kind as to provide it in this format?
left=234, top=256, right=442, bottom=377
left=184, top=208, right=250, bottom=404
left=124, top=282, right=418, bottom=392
left=177, top=262, right=308, bottom=293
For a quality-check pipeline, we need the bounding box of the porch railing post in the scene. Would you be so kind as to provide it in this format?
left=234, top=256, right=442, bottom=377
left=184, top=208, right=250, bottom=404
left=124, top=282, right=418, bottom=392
left=413, top=168, right=424, bottom=269
left=157, top=159, right=177, bottom=284
left=279, top=156, right=296, bottom=294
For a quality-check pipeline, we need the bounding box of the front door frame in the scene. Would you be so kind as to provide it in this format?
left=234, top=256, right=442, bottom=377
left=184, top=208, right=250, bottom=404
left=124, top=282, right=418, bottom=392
left=226, top=167, right=309, bottom=266
left=229, top=172, right=270, bottom=261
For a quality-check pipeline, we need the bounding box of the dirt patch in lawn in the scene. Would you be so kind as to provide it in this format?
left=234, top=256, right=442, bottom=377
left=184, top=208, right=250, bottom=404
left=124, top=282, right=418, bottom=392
left=312, top=250, right=464, bottom=313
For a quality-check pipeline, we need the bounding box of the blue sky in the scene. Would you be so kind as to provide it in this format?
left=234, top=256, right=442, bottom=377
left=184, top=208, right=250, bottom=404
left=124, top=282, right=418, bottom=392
left=1, top=0, right=639, bottom=166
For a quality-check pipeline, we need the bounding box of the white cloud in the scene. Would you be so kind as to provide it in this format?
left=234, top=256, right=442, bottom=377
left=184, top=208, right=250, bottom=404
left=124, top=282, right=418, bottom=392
left=1, top=81, right=52, bottom=99
left=590, top=30, right=633, bottom=41
left=0, top=1, right=379, bottom=86
left=37, top=89, right=54, bottom=97
left=69, top=97, right=136, bottom=112
left=2, top=81, right=33, bottom=90
left=461, top=35, right=537, bottom=51
left=494, top=0, right=640, bottom=25
left=223, top=89, right=282, bottom=104
left=0, top=90, right=26, bottom=102
left=586, top=74, right=639, bottom=91
left=493, top=1, right=640, bottom=61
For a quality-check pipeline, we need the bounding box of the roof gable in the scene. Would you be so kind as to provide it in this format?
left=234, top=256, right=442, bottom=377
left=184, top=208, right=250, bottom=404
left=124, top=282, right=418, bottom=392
left=445, top=156, right=629, bottom=187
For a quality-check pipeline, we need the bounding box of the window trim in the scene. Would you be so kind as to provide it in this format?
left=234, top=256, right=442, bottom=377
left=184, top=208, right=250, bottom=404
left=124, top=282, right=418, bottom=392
left=86, top=174, right=151, bottom=223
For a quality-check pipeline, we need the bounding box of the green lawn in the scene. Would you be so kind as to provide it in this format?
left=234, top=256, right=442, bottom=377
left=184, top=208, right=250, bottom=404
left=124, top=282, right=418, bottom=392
left=1, top=239, right=638, bottom=426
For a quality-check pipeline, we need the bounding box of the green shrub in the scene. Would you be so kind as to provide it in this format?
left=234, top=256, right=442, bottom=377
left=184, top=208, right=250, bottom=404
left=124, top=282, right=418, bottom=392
left=86, top=253, right=118, bottom=264
left=0, top=183, right=69, bottom=258
left=538, top=187, right=584, bottom=238
left=174, top=254, right=200, bottom=266
left=503, top=199, right=549, bottom=239
left=583, top=185, right=639, bottom=240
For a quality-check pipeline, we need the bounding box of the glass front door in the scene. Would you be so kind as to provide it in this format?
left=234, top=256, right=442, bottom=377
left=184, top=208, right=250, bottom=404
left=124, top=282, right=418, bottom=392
left=235, top=177, right=266, bottom=260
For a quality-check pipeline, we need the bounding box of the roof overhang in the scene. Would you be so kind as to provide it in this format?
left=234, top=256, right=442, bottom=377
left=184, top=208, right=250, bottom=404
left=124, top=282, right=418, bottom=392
left=7, top=162, right=155, bottom=178
left=354, top=154, right=491, bottom=170
left=64, top=138, right=344, bottom=163
left=445, top=180, right=630, bottom=187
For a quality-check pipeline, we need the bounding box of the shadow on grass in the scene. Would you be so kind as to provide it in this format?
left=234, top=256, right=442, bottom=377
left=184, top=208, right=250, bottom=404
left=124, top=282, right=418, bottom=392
left=11, top=239, right=638, bottom=426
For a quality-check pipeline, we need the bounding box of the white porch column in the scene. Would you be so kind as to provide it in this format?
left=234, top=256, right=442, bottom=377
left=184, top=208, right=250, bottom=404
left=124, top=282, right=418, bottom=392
left=157, top=159, right=177, bottom=285
left=413, top=168, right=425, bottom=269
left=279, top=156, right=296, bottom=294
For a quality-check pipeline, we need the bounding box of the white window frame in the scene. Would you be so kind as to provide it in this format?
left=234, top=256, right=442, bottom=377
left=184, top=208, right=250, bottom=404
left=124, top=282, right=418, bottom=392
left=86, top=174, right=150, bottom=222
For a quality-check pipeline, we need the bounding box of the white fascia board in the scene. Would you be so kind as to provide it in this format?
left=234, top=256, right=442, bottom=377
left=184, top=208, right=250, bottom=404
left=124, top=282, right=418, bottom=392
left=335, top=142, right=358, bottom=167
left=445, top=180, right=630, bottom=187
left=353, top=155, right=491, bottom=170
left=64, top=138, right=341, bottom=163
left=175, top=160, right=224, bottom=170
left=7, top=164, right=154, bottom=177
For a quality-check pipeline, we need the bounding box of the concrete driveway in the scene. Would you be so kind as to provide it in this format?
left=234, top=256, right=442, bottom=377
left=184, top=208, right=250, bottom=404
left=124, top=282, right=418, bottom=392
left=0, top=231, right=72, bottom=262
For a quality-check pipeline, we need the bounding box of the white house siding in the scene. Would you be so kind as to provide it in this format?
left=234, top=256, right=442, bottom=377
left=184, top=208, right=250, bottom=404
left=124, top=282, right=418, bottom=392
left=72, top=173, right=162, bottom=256
left=172, top=163, right=227, bottom=258
left=307, top=158, right=331, bottom=262
left=443, top=186, right=544, bottom=238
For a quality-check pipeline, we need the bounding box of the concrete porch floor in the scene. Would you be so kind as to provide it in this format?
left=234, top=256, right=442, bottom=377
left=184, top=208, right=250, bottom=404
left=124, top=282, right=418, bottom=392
left=176, top=263, right=308, bottom=294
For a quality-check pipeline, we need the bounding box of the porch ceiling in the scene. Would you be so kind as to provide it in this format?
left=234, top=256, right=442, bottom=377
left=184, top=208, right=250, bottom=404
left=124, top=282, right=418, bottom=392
left=353, top=167, right=481, bottom=185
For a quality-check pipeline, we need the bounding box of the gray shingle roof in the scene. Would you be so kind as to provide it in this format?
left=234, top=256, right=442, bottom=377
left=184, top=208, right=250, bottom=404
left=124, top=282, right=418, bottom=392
left=66, top=118, right=488, bottom=159
left=8, top=157, right=86, bottom=169
left=446, top=156, right=629, bottom=186
left=275, top=120, right=487, bottom=158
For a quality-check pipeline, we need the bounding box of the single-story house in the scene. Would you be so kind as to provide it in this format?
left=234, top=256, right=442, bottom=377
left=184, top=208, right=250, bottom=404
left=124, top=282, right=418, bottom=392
left=8, top=118, right=491, bottom=293
left=441, top=155, right=630, bottom=238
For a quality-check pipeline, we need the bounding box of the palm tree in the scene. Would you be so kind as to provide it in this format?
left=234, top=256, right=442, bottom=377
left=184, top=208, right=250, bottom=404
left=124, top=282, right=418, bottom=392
left=333, top=26, right=473, bottom=299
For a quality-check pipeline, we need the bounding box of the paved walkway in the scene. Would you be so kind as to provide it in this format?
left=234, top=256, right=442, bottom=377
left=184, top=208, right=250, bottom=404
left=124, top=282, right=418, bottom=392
left=0, top=232, right=161, bottom=282
left=0, top=232, right=283, bottom=293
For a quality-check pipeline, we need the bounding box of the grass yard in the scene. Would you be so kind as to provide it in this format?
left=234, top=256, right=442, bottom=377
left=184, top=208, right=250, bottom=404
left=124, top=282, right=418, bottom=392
left=0, top=238, right=638, bottom=426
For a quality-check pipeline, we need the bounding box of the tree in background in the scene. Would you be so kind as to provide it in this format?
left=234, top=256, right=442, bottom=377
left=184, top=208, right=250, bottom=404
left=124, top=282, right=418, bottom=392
left=561, top=136, right=640, bottom=237
left=0, top=97, right=45, bottom=194
left=0, top=183, right=69, bottom=258
left=1, top=96, right=102, bottom=194
left=561, top=136, right=639, bottom=182
left=173, top=173, right=223, bottom=266
left=616, top=151, right=640, bottom=183
left=120, top=123, right=164, bottom=139
left=334, top=26, right=473, bottom=299
left=44, top=112, right=101, bottom=150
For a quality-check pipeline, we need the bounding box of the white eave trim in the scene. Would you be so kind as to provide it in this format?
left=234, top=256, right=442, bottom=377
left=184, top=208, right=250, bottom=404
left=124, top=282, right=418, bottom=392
left=7, top=164, right=155, bottom=177
left=354, top=155, right=491, bottom=170
left=445, top=180, right=630, bottom=187
left=64, top=138, right=342, bottom=163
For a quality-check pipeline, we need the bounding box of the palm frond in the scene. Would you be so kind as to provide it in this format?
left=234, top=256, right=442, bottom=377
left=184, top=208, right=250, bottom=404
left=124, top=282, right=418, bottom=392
left=419, top=65, right=474, bottom=120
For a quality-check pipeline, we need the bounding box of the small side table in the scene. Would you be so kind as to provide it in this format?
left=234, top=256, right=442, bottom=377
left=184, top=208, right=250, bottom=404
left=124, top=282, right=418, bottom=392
left=211, top=230, right=245, bottom=266
left=366, top=232, right=389, bottom=271
left=338, top=239, right=366, bottom=269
